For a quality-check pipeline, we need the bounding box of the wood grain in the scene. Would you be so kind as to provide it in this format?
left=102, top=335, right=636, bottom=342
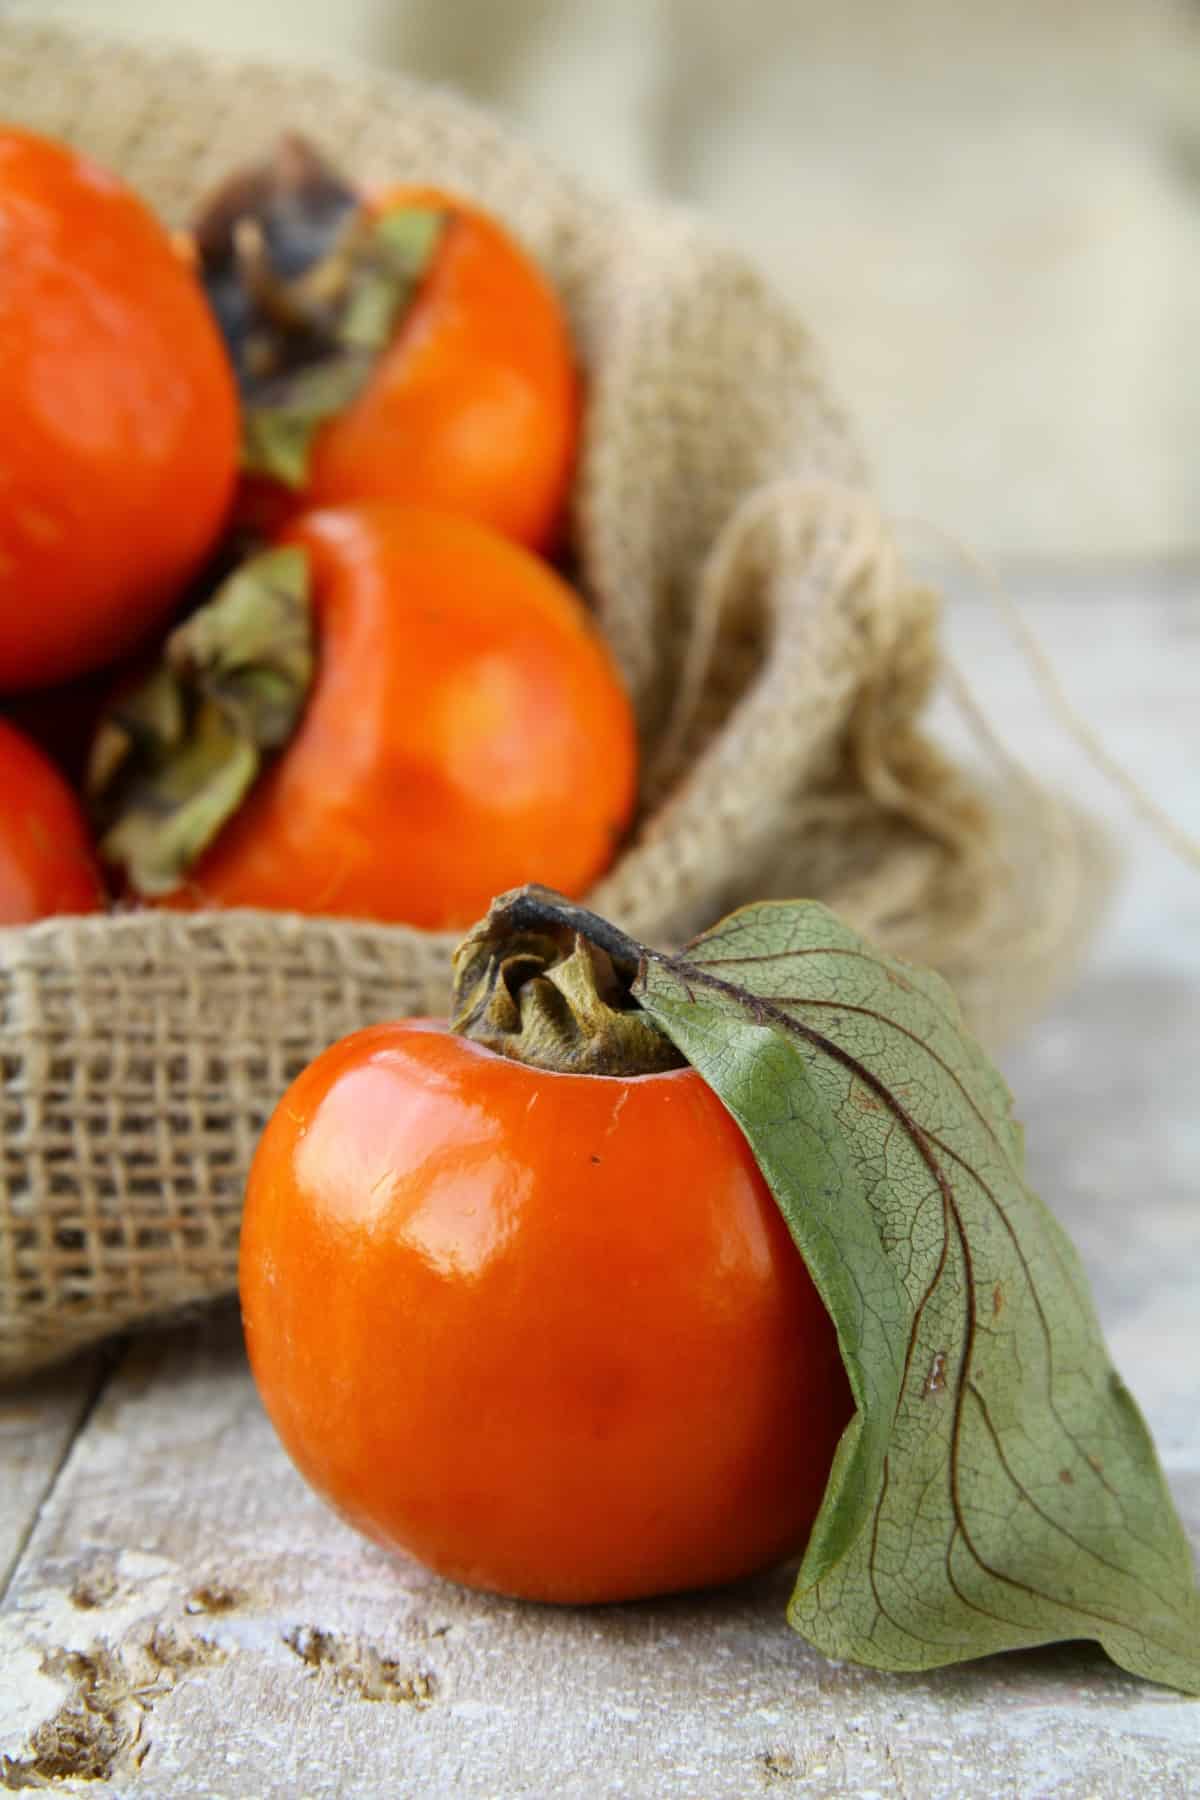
left=0, top=1353, right=105, bottom=1597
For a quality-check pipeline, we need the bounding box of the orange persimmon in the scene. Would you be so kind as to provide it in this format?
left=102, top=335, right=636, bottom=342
left=305, top=183, right=578, bottom=550
left=0, top=718, right=102, bottom=923
left=0, top=128, right=238, bottom=690
left=196, top=139, right=577, bottom=552
left=240, top=1015, right=851, bottom=1604
left=100, top=504, right=636, bottom=928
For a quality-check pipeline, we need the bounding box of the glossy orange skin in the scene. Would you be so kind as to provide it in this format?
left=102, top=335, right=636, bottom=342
left=161, top=503, right=636, bottom=927
left=240, top=1021, right=852, bottom=1604
left=0, top=128, right=239, bottom=690
left=0, top=719, right=102, bottom=923
left=244, top=186, right=578, bottom=552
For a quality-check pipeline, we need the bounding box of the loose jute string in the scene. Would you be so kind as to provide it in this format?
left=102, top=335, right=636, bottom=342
left=893, top=519, right=1200, bottom=873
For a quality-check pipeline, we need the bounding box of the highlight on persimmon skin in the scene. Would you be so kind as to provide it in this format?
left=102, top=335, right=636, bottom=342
left=0, top=718, right=103, bottom=924
left=239, top=1019, right=853, bottom=1605
left=143, top=502, right=638, bottom=929
left=0, top=127, right=239, bottom=691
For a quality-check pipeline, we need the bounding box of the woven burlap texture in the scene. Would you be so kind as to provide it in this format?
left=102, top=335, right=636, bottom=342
left=0, top=22, right=1107, bottom=1376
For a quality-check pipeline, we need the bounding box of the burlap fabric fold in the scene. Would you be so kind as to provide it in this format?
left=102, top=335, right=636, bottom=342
left=0, top=22, right=1108, bottom=1376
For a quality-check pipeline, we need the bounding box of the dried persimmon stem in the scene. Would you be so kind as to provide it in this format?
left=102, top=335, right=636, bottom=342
left=449, top=886, right=683, bottom=1077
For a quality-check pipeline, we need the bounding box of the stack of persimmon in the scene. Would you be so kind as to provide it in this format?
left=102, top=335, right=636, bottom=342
left=0, top=126, right=636, bottom=929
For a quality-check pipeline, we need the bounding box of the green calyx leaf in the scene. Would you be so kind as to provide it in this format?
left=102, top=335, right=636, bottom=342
left=87, top=546, right=313, bottom=898
left=341, top=207, right=444, bottom=349
left=238, top=205, right=445, bottom=488
left=240, top=357, right=373, bottom=490
left=192, top=134, right=446, bottom=489
left=632, top=901, right=1200, bottom=1694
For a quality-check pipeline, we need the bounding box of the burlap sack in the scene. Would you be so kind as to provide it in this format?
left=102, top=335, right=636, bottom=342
left=0, top=21, right=1108, bottom=1377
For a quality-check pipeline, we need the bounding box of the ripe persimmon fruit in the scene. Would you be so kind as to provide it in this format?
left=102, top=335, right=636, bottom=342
left=0, top=128, right=239, bottom=690
left=309, top=182, right=578, bottom=549
left=195, top=137, right=577, bottom=552
left=92, top=504, right=637, bottom=929
left=0, top=718, right=102, bottom=923
left=240, top=1009, right=851, bottom=1604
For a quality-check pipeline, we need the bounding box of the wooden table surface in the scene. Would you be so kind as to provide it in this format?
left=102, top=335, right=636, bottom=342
left=2, top=568, right=1197, bottom=1798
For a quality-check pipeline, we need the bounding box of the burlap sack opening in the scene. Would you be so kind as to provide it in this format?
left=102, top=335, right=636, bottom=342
left=0, top=23, right=1109, bottom=1377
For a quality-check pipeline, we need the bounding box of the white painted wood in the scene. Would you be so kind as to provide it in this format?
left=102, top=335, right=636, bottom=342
left=0, top=1354, right=103, bottom=1595
left=1, top=1314, right=1197, bottom=1797
left=1, top=570, right=1197, bottom=1796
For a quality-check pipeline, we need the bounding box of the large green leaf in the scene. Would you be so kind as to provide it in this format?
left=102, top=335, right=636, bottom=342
left=635, top=901, right=1200, bottom=1693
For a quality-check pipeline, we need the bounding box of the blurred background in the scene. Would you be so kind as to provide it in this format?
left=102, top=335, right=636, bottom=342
left=15, top=0, right=1200, bottom=562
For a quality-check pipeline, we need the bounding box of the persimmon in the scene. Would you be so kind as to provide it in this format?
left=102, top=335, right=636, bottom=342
left=240, top=892, right=852, bottom=1604
left=194, top=136, right=577, bottom=551
left=0, top=128, right=239, bottom=690
left=90, top=504, right=637, bottom=928
left=0, top=718, right=102, bottom=923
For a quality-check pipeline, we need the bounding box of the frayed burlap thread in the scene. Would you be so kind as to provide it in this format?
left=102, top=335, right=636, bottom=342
left=0, top=22, right=1109, bottom=1374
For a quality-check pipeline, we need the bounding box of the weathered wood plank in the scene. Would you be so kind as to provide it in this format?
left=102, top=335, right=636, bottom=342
left=0, top=1353, right=105, bottom=1598
left=0, top=1302, right=1196, bottom=1798
left=1, top=573, right=1197, bottom=1796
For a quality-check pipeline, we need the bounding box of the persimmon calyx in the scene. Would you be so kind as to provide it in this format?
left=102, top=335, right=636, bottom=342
left=450, top=885, right=685, bottom=1078
left=86, top=546, right=313, bottom=897
left=191, top=134, right=445, bottom=487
